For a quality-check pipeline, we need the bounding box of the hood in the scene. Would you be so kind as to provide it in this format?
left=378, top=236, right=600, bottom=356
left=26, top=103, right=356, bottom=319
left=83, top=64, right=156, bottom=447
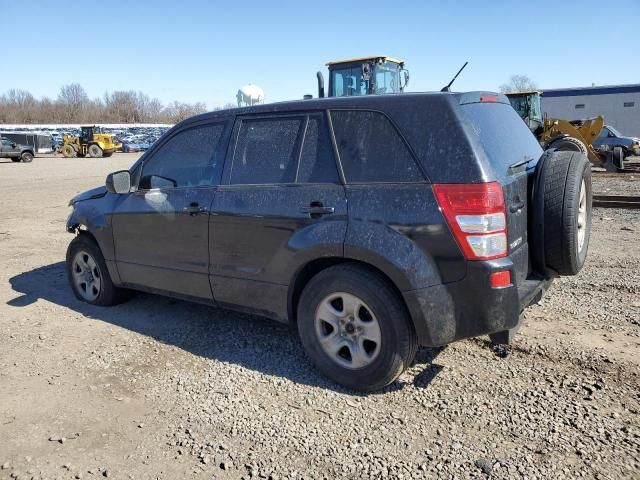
left=68, top=186, right=107, bottom=206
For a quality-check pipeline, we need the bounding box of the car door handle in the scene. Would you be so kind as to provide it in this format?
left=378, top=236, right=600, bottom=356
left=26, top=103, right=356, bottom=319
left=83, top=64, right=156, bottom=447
left=300, top=204, right=335, bottom=216
left=184, top=203, right=208, bottom=215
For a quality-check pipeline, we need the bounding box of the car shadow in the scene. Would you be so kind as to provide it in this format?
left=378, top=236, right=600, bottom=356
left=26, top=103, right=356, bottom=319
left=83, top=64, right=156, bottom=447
left=7, top=262, right=445, bottom=395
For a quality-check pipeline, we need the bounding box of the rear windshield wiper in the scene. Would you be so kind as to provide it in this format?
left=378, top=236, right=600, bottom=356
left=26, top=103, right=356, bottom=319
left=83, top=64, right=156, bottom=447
left=508, top=156, right=536, bottom=174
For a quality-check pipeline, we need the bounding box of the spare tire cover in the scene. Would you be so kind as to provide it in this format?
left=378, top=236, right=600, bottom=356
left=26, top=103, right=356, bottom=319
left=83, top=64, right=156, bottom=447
left=531, top=150, right=592, bottom=276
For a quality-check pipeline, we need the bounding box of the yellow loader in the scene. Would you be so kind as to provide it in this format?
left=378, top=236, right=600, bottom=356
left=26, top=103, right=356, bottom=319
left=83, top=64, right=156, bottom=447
left=60, top=126, right=121, bottom=158
left=505, top=91, right=622, bottom=169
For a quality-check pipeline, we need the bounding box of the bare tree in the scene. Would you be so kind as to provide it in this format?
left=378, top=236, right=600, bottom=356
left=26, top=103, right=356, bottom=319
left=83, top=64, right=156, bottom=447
left=0, top=84, right=220, bottom=124
left=162, top=101, right=207, bottom=123
left=499, top=75, right=538, bottom=94
left=57, top=84, right=89, bottom=122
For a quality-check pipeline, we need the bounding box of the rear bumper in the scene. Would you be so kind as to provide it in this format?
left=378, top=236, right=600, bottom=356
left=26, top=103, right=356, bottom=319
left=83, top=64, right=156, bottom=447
left=403, top=258, right=552, bottom=347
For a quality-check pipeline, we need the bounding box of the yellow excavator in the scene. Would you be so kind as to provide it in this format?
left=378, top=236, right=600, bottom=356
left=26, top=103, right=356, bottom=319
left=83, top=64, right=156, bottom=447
left=60, top=126, right=121, bottom=158
left=505, top=91, right=622, bottom=169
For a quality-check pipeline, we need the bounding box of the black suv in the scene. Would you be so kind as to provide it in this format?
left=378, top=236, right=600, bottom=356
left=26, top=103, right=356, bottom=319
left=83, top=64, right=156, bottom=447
left=66, top=92, right=592, bottom=391
left=0, top=136, right=34, bottom=162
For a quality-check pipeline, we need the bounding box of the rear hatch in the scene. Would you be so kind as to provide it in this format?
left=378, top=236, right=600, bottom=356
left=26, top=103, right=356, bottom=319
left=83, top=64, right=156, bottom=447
left=458, top=94, right=543, bottom=285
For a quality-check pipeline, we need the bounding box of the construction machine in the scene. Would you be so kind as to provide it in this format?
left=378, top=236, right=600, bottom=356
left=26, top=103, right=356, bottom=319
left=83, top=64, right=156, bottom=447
left=60, top=126, right=121, bottom=158
left=505, top=91, right=622, bottom=169
left=316, top=56, right=409, bottom=98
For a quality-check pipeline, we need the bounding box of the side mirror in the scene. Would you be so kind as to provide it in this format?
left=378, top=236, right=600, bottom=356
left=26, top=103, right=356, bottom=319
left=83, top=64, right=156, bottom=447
left=11, top=143, right=16, bottom=148
left=105, top=170, right=131, bottom=194
left=401, top=70, right=410, bottom=90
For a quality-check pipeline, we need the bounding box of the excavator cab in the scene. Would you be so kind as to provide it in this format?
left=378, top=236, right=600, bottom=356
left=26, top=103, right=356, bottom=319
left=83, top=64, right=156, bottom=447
left=505, top=91, right=543, bottom=134
left=317, top=56, right=409, bottom=98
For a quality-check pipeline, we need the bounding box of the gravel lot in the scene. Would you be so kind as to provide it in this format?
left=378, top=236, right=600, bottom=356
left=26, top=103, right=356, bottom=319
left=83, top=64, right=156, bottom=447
left=0, top=153, right=638, bottom=480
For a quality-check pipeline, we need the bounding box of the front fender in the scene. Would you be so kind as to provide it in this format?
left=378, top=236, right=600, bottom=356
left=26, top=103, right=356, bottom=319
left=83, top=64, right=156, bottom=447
left=66, top=199, right=114, bottom=261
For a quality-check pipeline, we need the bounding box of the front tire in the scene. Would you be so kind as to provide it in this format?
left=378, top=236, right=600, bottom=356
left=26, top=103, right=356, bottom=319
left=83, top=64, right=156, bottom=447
left=20, top=152, right=33, bottom=163
left=66, top=234, right=129, bottom=306
left=297, top=264, right=417, bottom=391
left=61, top=145, right=76, bottom=158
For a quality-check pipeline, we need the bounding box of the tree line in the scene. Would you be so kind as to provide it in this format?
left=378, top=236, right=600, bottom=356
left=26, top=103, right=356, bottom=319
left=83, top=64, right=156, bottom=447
left=0, top=84, right=235, bottom=124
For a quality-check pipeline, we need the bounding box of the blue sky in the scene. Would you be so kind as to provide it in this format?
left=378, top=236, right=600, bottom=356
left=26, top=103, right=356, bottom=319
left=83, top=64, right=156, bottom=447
left=2, top=0, right=638, bottom=109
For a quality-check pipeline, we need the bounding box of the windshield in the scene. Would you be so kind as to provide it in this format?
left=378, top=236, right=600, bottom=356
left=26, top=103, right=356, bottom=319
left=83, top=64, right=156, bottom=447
left=606, top=125, right=622, bottom=137
left=374, top=63, right=401, bottom=94
left=330, top=62, right=402, bottom=96
left=331, top=66, right=369, bottom=97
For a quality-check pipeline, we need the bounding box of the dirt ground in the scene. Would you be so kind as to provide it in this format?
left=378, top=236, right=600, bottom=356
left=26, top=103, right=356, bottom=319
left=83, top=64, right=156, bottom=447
left=0, top=153, right=638, bottom=480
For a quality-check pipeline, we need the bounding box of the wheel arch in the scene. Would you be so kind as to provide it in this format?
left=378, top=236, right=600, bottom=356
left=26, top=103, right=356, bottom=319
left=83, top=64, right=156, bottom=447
left=67, top=208, right=121, bottom=286
left=287, top=257, right=413, bottom=328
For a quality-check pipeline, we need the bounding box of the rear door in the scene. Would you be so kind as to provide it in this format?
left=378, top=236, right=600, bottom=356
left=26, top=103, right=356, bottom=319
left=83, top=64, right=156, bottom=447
left=459, top=99, right=544, bottom=284
left=209, top=112, right=347, bottom=319
left=111, top=121, right=230, bottom=300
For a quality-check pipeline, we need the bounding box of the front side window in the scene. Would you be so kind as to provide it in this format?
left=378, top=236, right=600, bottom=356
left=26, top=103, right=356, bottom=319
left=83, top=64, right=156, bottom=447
left=140, top=123, right=225, bottom=189
left=230, top=117, right=303, bottom=184
left=331, top=110, right=423, bottom=183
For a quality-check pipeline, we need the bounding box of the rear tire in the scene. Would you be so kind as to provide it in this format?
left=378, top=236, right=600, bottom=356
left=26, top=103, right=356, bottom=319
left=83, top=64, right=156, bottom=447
left=88, top=144, right=103, bottom=158
left=20, top=152, right=33, bottom=163
left=66, top=234, right=130, bottom=306
left=540, top=151, right=592, bottom=275
left=297, top=263, right=417, bottom=391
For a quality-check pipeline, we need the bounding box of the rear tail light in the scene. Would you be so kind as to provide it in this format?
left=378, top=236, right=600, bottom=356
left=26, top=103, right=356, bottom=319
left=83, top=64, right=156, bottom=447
left=490, top=270, right=512, bottom=288
left=433, top=182, right=508, bottom=260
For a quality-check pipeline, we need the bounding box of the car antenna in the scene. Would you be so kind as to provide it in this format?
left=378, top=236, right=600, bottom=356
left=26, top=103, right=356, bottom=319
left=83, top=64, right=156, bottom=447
left=440, top=61, right=469, bottom=92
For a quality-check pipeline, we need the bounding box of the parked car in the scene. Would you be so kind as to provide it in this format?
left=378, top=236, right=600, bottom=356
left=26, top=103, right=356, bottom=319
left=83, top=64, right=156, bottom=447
left=122, top=143, right=142, bottom=153
left=0, top=136, right=34, bottom=162
left=594, top=125, right=640, bottom=158
left=65, top=92, right=592, bottom=391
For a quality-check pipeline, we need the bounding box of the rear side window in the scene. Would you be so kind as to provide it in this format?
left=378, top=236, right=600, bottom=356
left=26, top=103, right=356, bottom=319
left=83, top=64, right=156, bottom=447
left=231, top=118, right=303, bottom=184
left=297, top=115, right=339, bottom=183
left=331, top=110, right=423, bottom=183
left=140, top=123, right=225, bottom=189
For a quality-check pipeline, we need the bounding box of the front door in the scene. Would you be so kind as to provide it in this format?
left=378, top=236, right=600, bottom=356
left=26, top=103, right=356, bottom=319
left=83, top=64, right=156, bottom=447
left=112, top=121, right=230, bottom=300
left=1, top=138, right=15, bottom=158
left=209, top=112, right=347, bottom=319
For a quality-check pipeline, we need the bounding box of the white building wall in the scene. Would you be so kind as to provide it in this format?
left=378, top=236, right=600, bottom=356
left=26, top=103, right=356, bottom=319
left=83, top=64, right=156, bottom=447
left=541, top=92, right=640, bottom=137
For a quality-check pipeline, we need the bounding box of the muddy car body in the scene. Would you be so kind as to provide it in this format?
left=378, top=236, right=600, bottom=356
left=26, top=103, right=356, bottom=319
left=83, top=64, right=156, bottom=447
left=66, top=92, right=592, bottom=390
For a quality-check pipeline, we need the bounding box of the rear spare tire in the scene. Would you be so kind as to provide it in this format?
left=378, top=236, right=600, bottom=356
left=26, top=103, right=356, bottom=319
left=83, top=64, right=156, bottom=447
left=535, top=151, right=592, bottom=276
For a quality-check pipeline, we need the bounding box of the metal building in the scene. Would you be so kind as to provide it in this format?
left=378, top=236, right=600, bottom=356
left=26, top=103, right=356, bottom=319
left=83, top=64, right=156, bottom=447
left=541, top=84, right=640, bottom=137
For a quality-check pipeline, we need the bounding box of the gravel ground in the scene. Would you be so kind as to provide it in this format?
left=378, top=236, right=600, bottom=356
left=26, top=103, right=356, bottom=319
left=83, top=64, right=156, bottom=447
left=0, top=154, right=638, bottom=480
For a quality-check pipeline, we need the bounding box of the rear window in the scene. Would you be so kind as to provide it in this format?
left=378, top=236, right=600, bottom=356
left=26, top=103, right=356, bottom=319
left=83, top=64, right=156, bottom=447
left=461, top=103, right=542, bottom=176
left=331, top=110, right=423, bottom=183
